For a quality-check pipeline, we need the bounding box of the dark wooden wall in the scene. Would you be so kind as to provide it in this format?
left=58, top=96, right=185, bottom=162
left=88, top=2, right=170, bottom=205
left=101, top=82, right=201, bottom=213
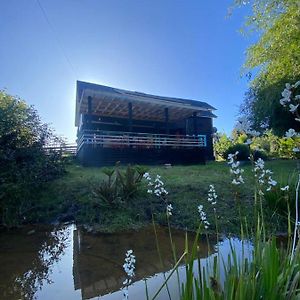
left=77, top=144, right=206, bottom=167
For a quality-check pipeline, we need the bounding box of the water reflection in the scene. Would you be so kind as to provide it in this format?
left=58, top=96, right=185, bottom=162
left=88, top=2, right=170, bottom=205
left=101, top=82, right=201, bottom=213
left=0, top=224, right=251, bottom=300
left=73, top=226, right=214, bottom=299
left=0, top=225, right=69, bottom=300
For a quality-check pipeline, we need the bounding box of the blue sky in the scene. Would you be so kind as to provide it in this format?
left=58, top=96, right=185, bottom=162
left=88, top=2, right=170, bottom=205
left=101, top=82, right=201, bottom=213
left=0, top=0, right=255, bottom=141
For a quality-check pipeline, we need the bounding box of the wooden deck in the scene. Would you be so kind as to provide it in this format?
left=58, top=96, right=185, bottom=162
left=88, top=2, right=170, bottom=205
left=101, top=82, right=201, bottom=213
left=77, top=130, right=207, bottom=152
left=76, top=131, right=208, bottom=166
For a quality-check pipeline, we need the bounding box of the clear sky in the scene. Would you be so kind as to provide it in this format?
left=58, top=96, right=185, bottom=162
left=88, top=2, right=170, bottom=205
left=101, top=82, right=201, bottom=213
left=0, top=0, right=255, bottom=142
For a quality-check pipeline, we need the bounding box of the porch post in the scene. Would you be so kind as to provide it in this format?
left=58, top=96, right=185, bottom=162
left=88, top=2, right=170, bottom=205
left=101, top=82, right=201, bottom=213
left=193, top=111, right=197, bottom=135
left=128, top=102, right=133, bottom=132
left=87, top=96, right=93, bottom=126
left=164, top=107, right=169, bottom=134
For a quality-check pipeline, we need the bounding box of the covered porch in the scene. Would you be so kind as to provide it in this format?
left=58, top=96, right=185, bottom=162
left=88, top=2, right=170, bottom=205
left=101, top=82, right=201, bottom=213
left=75, top=81, right=216, bottom=166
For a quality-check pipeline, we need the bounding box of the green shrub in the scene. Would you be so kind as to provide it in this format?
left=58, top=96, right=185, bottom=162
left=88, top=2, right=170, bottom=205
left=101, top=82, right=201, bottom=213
left=0, top=91, right=66, bottom=226
left=214, top=133, right=233, bottom=160
left=92, top=164, right=148, bottom=209
left=223, top=143, right=250, bottom=161
left=251, top=149, right=268, bottom=161
left=277, top=137, right=300, bottom=159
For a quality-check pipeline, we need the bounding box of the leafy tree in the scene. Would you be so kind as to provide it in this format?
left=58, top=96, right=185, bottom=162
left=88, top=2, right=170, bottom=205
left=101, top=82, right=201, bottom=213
left=0, top=91, right=66, bottom=226
left=213, top=133, right=233, bottom=160
left=234, top=0, right=300, bottom=135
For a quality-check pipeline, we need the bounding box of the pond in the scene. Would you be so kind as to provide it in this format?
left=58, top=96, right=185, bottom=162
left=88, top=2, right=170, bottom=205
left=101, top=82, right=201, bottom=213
left=0, top=224, right=251, bottom=300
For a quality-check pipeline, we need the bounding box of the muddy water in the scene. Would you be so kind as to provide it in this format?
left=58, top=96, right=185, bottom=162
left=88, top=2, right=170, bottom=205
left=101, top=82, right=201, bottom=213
left=0, top=224, right=251, bottom=300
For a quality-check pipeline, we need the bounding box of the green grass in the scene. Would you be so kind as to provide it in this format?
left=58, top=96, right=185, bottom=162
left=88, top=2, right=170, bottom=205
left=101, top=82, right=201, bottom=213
left=34, top=159, right=297, bottom=234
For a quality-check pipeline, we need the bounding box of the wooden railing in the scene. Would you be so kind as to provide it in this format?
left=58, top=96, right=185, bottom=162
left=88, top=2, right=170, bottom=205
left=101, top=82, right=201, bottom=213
left=44, top=144, right=77, bottom=155
left=77, top=130, right=206, bottom=152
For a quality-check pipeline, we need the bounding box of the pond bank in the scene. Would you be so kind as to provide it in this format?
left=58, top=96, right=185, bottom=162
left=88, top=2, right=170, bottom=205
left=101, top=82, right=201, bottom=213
left=8, top=159, right=296, bottom=234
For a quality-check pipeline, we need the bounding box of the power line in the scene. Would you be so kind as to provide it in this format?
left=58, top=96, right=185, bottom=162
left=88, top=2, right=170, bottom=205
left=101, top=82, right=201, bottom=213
left=36, top=0, right=78, bottom=79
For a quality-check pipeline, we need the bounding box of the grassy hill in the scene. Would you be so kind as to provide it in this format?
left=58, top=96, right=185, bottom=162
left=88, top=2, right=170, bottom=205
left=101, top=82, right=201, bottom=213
left=31, top=159, right=297, bottom=234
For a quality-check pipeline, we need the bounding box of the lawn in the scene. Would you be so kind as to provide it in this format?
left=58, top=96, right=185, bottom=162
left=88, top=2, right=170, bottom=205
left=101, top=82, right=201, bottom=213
left=36, top=159, right=297, bottom=234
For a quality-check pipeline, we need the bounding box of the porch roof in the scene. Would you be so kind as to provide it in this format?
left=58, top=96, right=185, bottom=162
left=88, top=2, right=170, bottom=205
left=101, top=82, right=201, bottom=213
left=75, top=81, right=217, bottom=126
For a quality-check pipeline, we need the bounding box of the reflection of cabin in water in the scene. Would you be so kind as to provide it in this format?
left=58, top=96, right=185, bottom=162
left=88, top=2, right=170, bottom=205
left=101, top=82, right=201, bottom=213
left=75, top=81, right=217, bottom=166
left=72, top=227, right=214, bottom=300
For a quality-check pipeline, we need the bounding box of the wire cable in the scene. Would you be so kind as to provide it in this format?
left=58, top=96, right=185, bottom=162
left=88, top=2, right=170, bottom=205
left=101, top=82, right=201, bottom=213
left=36, top=0, right=78, bottom=79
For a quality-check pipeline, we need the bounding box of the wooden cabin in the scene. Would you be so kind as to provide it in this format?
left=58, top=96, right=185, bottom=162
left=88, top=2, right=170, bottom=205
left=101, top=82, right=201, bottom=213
left=75, top=81, right=217, bottom=166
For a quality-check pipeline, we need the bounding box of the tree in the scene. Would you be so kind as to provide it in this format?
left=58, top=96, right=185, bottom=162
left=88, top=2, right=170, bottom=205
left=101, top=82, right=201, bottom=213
left=235, top=0, right=300, bottom=135
left=0, top=91, right=65, bottom=226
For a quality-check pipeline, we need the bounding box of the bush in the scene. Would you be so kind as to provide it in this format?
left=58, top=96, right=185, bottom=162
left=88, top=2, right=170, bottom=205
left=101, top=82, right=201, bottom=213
left=251, top=149, right=268, bottom=161
left=214, top=133, right=233, bottom=160
left=223, top=143, right=250, bottom=161
left=92, top=164, right=148, bottom=209
left=0, top=91, right=66, bottom=226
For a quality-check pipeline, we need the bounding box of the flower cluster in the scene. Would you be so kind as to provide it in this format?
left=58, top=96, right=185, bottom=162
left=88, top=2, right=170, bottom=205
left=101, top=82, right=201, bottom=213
left=254, top=158, right=277, bottom=194
left=227, top=152, right=245, bottom=185
left=279, top=82, right=300, bottom=154
left=198, top=205, right=210, bottom=229
left=123, top=250, right=136, bottom=285
left=207, top=185, right=217, bottom=206
left=143, top=173, right=168, bottom=197
left=122, top=250, right=136, bottom=300
left=166, top=204, right=173, bottom=216
left=143, top=172, right=154, bottom=194
left=280, top=82, right=300, bottom=115
left=143, top=173, right=171, bottom=217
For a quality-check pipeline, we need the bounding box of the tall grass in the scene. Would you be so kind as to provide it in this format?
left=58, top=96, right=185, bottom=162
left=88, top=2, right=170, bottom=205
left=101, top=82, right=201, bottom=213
left=147, top=214, right=300, bottom=299
left=141, top=161, right=300, bottom=300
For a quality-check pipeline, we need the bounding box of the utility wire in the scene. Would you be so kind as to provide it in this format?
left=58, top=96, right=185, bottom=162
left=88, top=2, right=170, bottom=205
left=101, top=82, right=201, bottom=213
left=36, top=0, right=78, bottom=79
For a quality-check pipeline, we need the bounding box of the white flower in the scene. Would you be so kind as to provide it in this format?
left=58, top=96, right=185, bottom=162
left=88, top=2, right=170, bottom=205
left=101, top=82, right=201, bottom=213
left=166, top=204, right=173, bottom=216
left=293, top=147, right=300, bottom=152
left=285, top=128, right=297, bottom=138
left=207, top=185, right=218, bottom=206
left=146, top=174, right=168, bottom=197
left=268, top=179, right=277, bottom=187
left=286, top=83, right=292, bottom=89
left=228, top=152, right=244, bottom=185
left=232, top=179, right=240, bottom=185
left=238, top=175, right=244, bottom=184
left=123, top=250, right=136, bottom=282
left=282, top=88, right=292, bottom=99
left=280, top=185, right=289, bottom=191
left=198, top=205, right=210, bottom=229
left=254, top=158, right=277, bottom=192
left=280, top=98, right=289, bottom=106
left=289, top=104, right=299, bottom=113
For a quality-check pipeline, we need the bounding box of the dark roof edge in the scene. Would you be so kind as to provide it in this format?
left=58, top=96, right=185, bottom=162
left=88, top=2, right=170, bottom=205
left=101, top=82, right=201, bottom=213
left=76, top=80, right=217, bottom=111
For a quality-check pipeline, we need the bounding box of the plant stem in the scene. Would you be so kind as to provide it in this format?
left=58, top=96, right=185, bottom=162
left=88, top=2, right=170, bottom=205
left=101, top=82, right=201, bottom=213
left=151, top=251, right=187, bottom=300
left=291, top=174, right=300, bottom=261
